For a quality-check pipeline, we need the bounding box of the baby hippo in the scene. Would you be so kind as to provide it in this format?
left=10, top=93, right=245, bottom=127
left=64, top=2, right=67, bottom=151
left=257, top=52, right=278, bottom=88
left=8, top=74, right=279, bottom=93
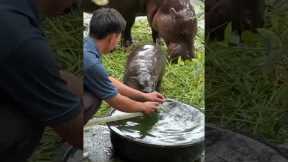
left=124, top=45, right=166, bottom=93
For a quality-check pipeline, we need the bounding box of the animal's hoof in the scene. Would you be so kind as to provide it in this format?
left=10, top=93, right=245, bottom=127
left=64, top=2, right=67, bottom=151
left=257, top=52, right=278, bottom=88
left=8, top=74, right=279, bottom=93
left=169, top=54, right=195, bottom=63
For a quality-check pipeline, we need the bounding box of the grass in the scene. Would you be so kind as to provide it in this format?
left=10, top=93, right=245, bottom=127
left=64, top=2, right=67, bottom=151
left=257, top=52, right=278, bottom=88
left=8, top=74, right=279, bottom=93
left=42, top=10, right=83, bottom=76
left=205, top=0, right=288, bottom=144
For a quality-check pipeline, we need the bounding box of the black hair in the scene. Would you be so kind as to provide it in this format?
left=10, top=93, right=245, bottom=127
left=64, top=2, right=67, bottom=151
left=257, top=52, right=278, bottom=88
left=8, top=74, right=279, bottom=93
left=89, top=8, right=126, bottom=39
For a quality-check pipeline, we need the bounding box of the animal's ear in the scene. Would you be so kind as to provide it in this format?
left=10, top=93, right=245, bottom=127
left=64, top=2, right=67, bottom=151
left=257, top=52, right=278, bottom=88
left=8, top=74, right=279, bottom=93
left=169, top=8, right=178, bottom=17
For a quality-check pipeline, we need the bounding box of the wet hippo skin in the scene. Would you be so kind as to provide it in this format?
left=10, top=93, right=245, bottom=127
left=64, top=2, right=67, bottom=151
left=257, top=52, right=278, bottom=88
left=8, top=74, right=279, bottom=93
left=82, top=0, right=197, bottom=60
left=123, top=45, right=166, bottom=93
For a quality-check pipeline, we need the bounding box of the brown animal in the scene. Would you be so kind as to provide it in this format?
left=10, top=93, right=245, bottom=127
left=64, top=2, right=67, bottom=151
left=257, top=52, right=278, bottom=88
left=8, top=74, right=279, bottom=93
left=123, top=45, right=166, bottom=93
left=147, top=0, right=197, bottom=60
left=206, top=0, right=265, bottom=41
left=82, top=0, right=197, bottom=60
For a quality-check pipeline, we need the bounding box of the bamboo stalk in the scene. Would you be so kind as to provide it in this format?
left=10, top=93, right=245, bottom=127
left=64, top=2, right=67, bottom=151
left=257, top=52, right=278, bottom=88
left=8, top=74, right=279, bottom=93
left=85, top=112, right=144, bottom=127
left=84, top=102, right=166, bottom=129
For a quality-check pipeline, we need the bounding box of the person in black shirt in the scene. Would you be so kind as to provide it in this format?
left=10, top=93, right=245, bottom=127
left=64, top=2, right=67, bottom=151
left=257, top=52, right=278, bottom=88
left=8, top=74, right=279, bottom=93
left=0, top=0, right=83, bottom=161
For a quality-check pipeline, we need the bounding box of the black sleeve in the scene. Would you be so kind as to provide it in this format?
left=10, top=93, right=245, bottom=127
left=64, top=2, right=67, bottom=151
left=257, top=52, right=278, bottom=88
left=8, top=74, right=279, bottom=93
left=0, top=37, right=81, bottom=125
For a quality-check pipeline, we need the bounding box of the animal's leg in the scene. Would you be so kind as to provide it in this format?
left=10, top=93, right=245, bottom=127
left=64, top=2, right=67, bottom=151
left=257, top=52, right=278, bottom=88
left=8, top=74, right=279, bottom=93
left=122, top=14, right=136, bottom=47
left=152, top=29, right=160, bottom=44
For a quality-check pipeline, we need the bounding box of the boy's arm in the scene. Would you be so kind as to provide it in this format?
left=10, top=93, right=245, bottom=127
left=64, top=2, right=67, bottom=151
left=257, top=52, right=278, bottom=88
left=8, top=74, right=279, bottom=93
left=109, top=77, right=146, bottom=101
left=84, top=60, right=163, bottom=115
left=106, top=94, right=160, bottom=115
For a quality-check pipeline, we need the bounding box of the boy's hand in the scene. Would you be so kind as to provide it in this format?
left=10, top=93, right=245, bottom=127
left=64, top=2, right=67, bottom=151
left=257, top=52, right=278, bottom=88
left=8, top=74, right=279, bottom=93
left=141, top=101, right=161, bottom=115
left=144, top=92, right=165, bottom=103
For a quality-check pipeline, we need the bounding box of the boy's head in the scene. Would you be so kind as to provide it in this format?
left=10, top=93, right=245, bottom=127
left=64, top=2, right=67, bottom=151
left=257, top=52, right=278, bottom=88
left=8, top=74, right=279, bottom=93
left=89, top=8, right=126, bottom=53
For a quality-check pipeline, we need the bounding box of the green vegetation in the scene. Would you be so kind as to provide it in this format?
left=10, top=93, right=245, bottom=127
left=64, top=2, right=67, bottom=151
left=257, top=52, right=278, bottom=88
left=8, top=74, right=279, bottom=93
left=42, top=10, right=83, bottom=76
left=206, top=0, right=288, bottom=144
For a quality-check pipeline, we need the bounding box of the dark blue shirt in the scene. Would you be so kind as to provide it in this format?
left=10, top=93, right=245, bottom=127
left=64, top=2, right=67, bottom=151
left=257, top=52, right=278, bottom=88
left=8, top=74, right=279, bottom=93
left=84, top=37, right=118, bottom=102
left=0, top=0, right=81, bottom=125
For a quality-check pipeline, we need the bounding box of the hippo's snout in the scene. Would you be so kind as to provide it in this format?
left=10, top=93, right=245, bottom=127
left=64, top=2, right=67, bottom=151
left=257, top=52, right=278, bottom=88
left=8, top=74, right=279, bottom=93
left=168, top=43, right=195, bottom=61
